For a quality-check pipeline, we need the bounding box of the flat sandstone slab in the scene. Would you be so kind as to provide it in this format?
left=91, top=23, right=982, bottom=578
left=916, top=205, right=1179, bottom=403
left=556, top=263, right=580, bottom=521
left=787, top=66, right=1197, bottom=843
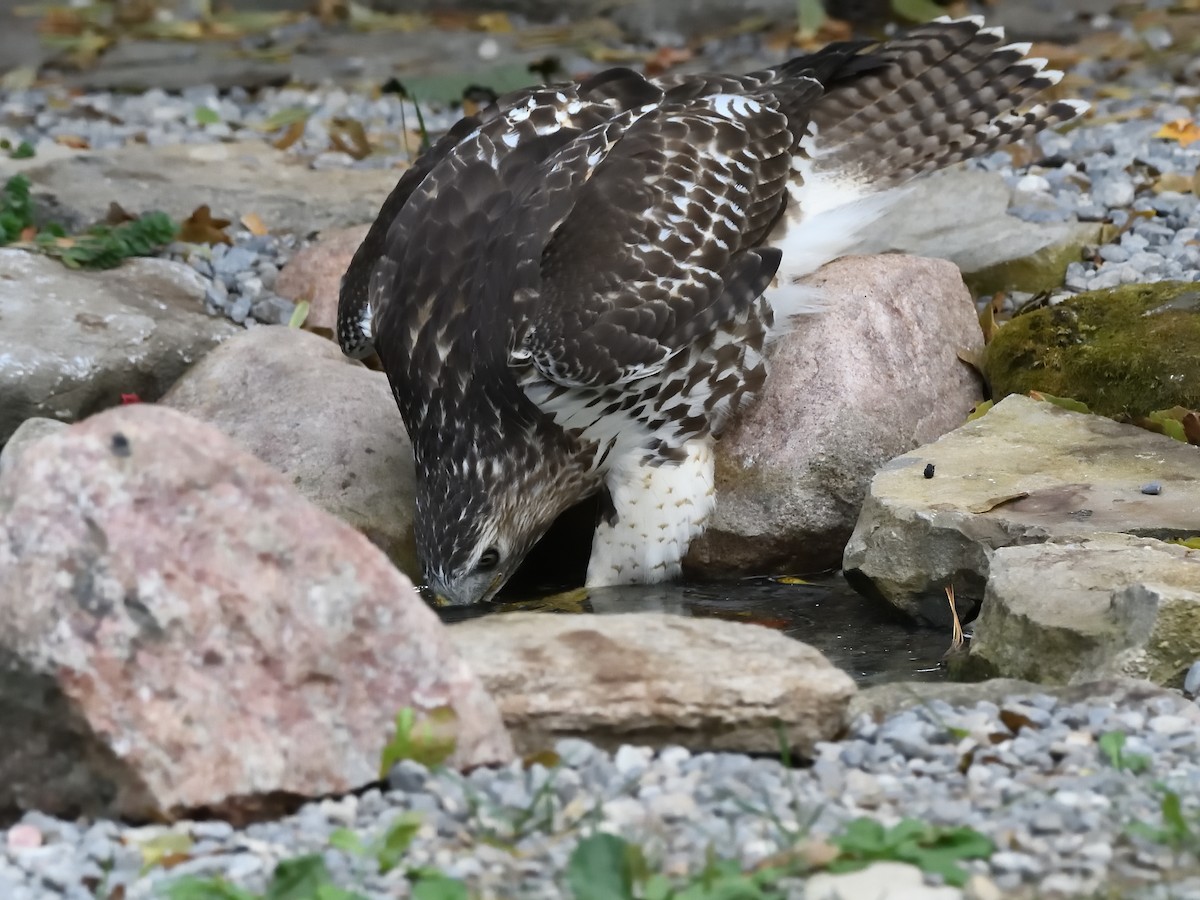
left=843, top=395, right=1200, bottom=623
left=447, top=612, right=856, bottom=758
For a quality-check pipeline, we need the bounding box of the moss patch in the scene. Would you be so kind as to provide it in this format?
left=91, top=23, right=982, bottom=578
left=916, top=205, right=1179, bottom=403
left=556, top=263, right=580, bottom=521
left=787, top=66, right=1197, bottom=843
left=984, top=281, right=1200, bottom=418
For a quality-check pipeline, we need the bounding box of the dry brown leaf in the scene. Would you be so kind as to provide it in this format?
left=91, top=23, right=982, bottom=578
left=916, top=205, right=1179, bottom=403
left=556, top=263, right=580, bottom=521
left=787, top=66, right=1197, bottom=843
left=54, top=134, right=90, bottom=149
left=643, top=46, right=694, bottom=77
left=271, top=119, right=306, bottom=151
left=476, top=11, right=512, bottom=32
left=967, top=492, right=1030, bottom=514
left=329, top=117, right=371, bottom=160
left=178, top=205, right=233, bottom=246
left=105, top=202, right=136, bottom=225
left=240, top=212, right=269, bottom=235
left=1155, top=119, right=1200, bottom=148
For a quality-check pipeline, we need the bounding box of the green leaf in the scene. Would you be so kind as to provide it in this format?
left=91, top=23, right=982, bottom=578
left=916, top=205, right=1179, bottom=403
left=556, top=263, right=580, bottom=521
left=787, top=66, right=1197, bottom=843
left=379, top=705, right=458, bottom=776
left=164, top=877, right=259, bottom=900
left=411, top=873, right=470, bottom=900
left=1161, top=790, right=1189, bottom=838
left=796, top=0, right=827, bottom=36
left=259, top=107, right=311, bottom=131
left=1099, top=730, right=1126, bottom=768
left=9, top=140, right=34, bottom=159
left=288, top=299, right=310, bottom=329
left=567, top=833, right=639, bottom=900
left=890, top=0, right=947, bottom=22
left=376, top=812, right=422, bottom=874
left=195, top=106, right=221, bottom=125
left=328, top=828, right=366, bottom=856
left=265, top=854, right=334, bottom=900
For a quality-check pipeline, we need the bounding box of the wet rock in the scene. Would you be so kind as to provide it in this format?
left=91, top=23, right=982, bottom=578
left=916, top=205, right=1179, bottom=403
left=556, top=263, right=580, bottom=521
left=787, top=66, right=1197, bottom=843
left=161, top=326, right=419, bottom=577
left=687, top=254, right=984, bottom=576
left=0, top=404, right=512, bottom=822
left=843, top=395, right=1200, bottom=624
left=984, top=281, right=1200, bottom=418
left=858, top=169, right=1102, bottom=295
left=274, top=225, right=370, bottom=334
left=447, top=612, right=855, bottom=758
left=20, top=142, right=400, bottom=235
left=0, top=418, right=67, bottom=480
left=0, top=249, right=236, bottom=445
left=967, top=534, right=1200, bottom=687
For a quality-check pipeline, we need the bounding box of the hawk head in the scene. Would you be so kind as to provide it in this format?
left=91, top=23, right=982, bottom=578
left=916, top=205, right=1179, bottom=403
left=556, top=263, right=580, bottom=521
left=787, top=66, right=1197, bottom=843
left=412, top=430, right=592, bottom=606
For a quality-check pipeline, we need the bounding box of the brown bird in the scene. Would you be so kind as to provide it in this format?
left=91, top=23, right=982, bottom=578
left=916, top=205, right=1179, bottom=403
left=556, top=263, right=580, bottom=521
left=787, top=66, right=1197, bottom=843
left=338, top=16, right=1087, bottom=605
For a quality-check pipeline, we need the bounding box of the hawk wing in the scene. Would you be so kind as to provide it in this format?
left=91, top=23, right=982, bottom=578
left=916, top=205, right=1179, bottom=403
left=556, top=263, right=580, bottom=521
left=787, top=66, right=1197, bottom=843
left=500, top=80, right=816, bottom=391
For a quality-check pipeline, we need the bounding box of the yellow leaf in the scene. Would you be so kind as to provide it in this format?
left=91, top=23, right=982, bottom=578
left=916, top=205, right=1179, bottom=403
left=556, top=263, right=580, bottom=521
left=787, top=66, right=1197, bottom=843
left=772, top=575, right=811, bottom=585
left=1154, top=118, right=1200, bottom=148
left=134, top=831, right=193, bottom=871
left=240, top=212, right=268, bottom=235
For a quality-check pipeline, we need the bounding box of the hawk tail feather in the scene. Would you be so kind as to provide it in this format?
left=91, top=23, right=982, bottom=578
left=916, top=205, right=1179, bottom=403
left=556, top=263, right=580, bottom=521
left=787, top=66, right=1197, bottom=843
left=801, top=16, right=1089, bottom=191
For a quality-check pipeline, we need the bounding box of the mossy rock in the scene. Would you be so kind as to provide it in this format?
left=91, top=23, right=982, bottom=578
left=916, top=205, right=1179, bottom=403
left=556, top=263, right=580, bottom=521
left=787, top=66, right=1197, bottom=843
left=984, top=281, right=1200, bottom=418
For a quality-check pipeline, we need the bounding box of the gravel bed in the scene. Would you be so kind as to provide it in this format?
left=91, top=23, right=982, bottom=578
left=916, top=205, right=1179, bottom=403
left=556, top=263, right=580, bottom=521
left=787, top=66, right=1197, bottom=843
left=4, top=691, right=1200, bottom=899
left=3, top=15, right=1199, bottom=331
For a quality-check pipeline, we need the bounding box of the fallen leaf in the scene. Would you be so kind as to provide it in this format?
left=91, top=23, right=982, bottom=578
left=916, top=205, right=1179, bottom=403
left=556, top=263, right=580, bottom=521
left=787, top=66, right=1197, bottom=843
left=177, top=205, right=232, bottom=246
left=476, top=11, right=512, bottom=32
left=999, top=709, right=1037, bottom=733
left=240, top=212, right=269, bottom=235
left=120, top=393, right=142, bottom=405
left=771, top=575, right=811, bottom=585
left=643, top=46, right=693, bottom=77
left=1154, top=171, right=1195, bottom=194
left=967, top=492, right=1030, bottom=514
left=329, top=117, right=371, bottom=159
left=105, top=202, right=136, bottom=225
left=288, top=300, right=310, bottom=329
left=1154, top=119, right=1200, bottom=148
left=271, top=119, right=306, bottom=151
left=54, top=134, right=90, bottom=149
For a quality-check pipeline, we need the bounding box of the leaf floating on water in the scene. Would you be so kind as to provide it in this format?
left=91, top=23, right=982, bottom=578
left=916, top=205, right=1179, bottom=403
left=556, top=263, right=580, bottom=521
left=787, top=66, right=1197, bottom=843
left=772, top=575, right=811, bottom=585
left=178, top=205, right=233, bottom=246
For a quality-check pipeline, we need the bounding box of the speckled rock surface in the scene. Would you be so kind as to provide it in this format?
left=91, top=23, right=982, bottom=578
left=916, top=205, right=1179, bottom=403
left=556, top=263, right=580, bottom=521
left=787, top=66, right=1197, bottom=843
left=161, top=326, right=419, bottom=577
left=0, top=404, right=512, bottom=822
left=969, top=534, right=1200, bottom=687
left=274, top=224, right=370, bottom=334
left=447, top=611, right=856, bottom=758
left=687, top=254, right=985, bottom=577
left=20, top=141, right=400, bottom=235
left=843, top=395, right=1200, bottom=624
left=0, top=417, right=66, bottom=479
left=0, top=249, right=236, bottom=445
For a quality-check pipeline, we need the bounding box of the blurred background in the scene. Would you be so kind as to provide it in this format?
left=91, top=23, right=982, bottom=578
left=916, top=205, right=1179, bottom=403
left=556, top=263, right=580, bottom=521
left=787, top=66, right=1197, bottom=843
left=0, top=0, right=1176, bottom=102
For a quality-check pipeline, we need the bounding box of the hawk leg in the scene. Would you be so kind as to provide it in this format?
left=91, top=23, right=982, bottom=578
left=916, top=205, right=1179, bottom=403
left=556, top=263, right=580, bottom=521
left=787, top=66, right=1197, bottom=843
left=585, top=440, right=716, bottom=586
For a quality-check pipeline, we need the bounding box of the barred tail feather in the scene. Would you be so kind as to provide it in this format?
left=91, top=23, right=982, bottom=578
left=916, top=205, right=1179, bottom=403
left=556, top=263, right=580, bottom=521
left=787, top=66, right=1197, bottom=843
left=801, top=16, right=1089, bottom=188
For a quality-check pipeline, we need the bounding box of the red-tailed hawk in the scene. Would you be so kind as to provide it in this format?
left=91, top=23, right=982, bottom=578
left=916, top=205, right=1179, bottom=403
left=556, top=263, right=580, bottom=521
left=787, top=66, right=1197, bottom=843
left=338, top=16, right=1087, bottom=605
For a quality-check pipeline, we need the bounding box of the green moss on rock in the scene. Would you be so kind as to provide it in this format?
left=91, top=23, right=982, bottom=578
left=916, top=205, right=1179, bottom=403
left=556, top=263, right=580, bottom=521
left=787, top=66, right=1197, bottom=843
left=984, top=281, right=1200, bottom=418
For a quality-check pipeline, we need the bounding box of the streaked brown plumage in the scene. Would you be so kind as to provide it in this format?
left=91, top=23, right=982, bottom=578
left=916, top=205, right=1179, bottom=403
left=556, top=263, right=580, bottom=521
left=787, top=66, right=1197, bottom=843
left=339, top=17, right=1087, bottom=605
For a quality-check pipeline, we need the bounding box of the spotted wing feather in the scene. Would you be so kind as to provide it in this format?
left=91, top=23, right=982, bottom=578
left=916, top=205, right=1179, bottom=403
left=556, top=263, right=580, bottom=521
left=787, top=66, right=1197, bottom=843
left=505, top=86, right=808, bottom=391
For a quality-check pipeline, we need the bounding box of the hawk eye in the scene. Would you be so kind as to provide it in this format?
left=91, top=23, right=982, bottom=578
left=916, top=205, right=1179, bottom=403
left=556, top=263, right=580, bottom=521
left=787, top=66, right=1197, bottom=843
left=477, top=547, right=501, bottom=572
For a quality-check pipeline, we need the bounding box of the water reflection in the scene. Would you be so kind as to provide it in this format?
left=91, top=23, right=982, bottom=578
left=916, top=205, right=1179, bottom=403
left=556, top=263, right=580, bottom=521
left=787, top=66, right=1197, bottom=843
left=439, top=572, right=951, bottom=687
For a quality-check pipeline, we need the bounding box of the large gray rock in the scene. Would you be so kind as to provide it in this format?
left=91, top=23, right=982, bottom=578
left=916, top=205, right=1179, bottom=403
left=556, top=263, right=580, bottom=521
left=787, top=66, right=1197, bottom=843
left=0, top=404, right=512, bottom=822
left=161, top=326, right=419, bottom=577
left=0, top=249, right=237, bottom=446
left=20, top=141, right=400, bottom=235
left=843, top=395, right=1200, bottom=624
left=857, top=169, right=1102, bottom=295
left=447, top=612, right=856, bottom=758
left=968, top=535, right=1200, bottom=687
left=687, top=254, right=985, bottom=576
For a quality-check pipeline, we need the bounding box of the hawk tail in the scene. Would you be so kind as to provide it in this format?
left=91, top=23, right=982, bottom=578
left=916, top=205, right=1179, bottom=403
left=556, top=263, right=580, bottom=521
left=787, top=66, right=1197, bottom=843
left=797, top=15, right=1089, bottom=196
